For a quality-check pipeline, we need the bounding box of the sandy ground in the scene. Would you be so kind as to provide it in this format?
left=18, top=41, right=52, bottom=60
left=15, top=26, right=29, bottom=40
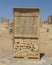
left=0, top=23, right=52, bottom=65
left=0, top=23, right=13, bottom=58
left=40, top=24, right=52, bottom=57
left=0, top=55, right=52, bottom=65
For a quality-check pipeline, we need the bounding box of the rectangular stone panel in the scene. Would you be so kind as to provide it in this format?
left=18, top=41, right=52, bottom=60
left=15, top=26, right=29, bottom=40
left=13, top=39, right=39, bottom=58
left=13, top=8, right=40, bottom=37
left=13, top=8, right=40, bottom=59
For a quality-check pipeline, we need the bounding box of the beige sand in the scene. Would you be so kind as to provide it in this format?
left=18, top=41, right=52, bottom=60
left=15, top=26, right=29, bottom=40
left=0, top=23, right=52, bottom=59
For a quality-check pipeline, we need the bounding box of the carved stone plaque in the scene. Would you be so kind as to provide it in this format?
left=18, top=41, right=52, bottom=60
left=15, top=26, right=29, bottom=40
left=13, top=8, right=40, bottom=37
left=13, top=39, right=39, bottom=59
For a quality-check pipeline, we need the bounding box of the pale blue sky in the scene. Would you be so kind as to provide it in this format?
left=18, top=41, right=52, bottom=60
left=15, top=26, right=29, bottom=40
left=0, top=0, right=52, bottom=21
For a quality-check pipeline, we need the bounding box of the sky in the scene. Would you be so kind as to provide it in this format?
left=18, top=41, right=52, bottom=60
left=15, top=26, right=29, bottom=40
left=0, top=0, right=52, bottom=21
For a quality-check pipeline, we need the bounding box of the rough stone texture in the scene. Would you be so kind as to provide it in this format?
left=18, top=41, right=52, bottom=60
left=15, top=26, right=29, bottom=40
left=13, top=8, right=40, bottom=37
left=13, top=39, right=39, bottom=59
left=13, top=8, right=40, bottom=59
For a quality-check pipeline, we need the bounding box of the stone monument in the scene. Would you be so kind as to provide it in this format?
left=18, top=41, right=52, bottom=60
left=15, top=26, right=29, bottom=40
left=13, top=8, right=40, bottom=60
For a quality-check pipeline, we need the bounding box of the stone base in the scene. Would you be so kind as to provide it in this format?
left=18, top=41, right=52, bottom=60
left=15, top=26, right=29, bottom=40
left=13, top=39, right=40, bottom=60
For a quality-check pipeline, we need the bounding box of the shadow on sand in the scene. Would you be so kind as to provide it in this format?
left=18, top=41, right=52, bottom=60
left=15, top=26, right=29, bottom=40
left=40, top=53, right=45, bottom=59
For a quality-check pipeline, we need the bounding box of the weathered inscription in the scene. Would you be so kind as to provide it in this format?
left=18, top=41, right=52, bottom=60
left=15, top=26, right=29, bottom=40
left=13, top=39, right=39, bottom=57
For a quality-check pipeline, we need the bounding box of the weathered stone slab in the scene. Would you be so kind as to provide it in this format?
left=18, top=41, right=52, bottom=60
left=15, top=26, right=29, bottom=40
left=13, top=8, right=40, bottom=59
